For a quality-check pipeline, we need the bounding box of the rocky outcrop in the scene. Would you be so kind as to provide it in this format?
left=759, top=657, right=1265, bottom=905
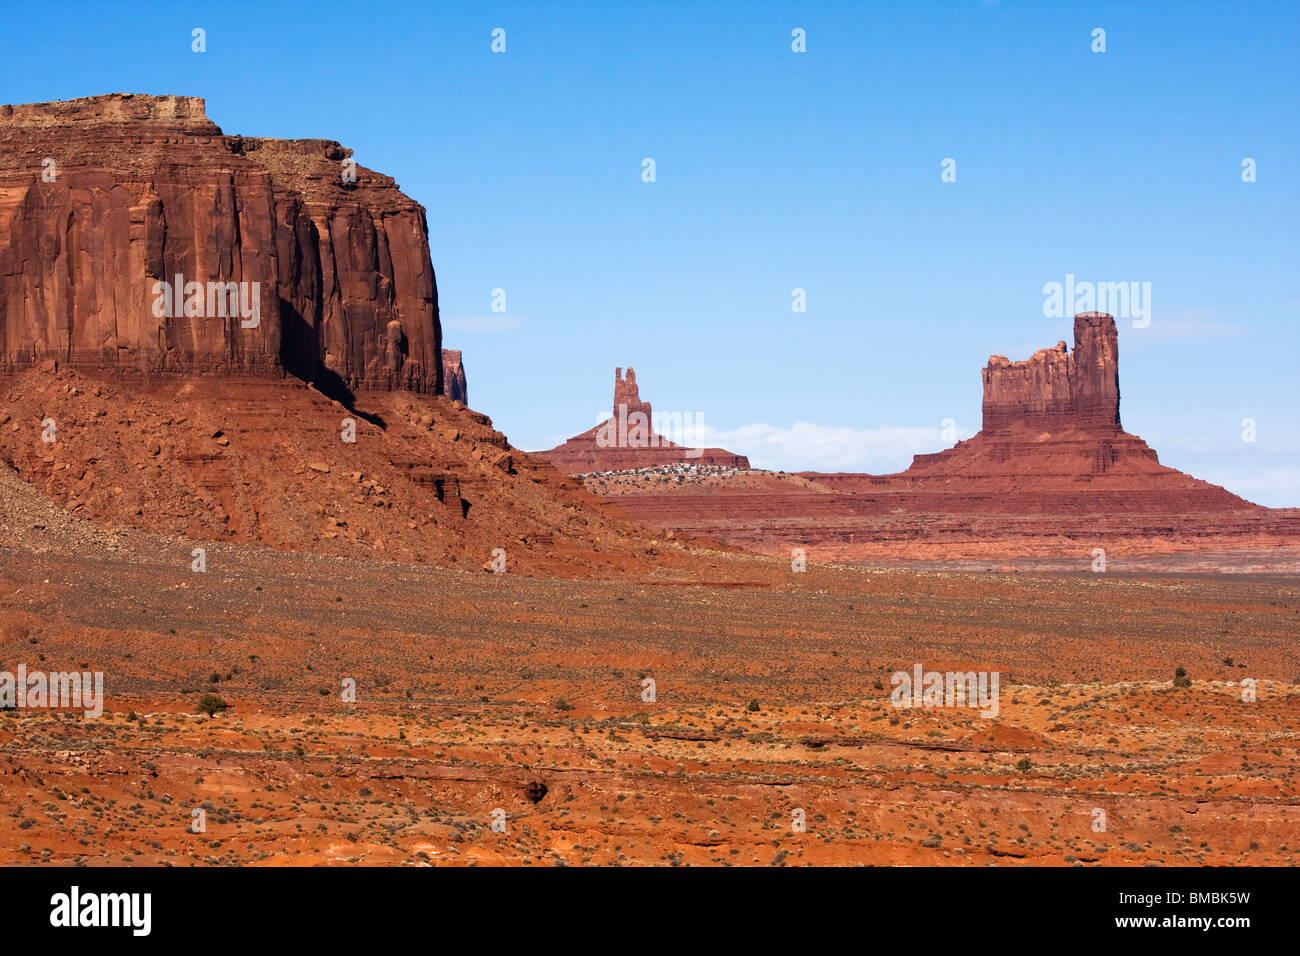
left=0, top=94, right=440, bottom=395
left=534, top=366, right=751, bottom=473
left=803, top=313, right=1255, bottom=515
left=982, top=312, right=1120, bottom=433
left=613, top=366, right=652, bottom=420
left=0, top=360, right=720, bottom=577
left=441, top=349, right=467, bottom=404
left=595, top=313, right=1296, bottom=563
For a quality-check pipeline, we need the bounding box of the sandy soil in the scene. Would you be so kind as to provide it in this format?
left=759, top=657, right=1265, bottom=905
left=2, top=508, right=1297, bottom=866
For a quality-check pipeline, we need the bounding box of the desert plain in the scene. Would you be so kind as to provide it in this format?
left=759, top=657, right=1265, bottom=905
left=3, top=480, right=1297, bottom=866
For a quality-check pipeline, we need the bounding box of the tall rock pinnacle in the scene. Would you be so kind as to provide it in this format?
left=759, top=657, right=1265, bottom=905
left=614, top=366, right=652, bottom=420
left=534, top=365, right=750, bottom=473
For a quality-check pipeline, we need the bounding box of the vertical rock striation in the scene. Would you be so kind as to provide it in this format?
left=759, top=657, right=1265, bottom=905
left=981, top=312, right=1120, bottom=434
left=0, top=93, right=442, bottom=395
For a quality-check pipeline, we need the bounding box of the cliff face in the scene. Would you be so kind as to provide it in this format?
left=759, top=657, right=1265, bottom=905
left=981, top=312, right=1120, bottom=433
left=0, top=94, right=441, bottom=395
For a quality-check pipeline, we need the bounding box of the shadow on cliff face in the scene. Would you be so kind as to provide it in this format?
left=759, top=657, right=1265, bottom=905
left=279, top=300, right=386, bottom=428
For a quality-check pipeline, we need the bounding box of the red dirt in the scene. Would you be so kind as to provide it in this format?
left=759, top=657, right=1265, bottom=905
left=0, top=363, right=712, bottom=578
left=1, top=503, right=1297, bottom=866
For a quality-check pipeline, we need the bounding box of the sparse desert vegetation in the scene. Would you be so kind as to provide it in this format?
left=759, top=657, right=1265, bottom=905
left=2, top=517, right=1297, bottom=866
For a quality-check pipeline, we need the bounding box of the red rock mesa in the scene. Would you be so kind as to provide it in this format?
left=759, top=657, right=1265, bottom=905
left=0, top=93, right=443, bottom=397
left=534, top=366, right=750, bottom=473
left=863, top=311, right=1235, bottom=509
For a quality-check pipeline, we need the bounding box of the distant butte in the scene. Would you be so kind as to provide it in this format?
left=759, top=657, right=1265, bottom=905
left=533, top=366, right=750, bottom=473
left=806, top=312, right=1249, bottom=511
left=982, top=310, right=1121, bottom=433
left=594, top=314, right=1300, bottom=565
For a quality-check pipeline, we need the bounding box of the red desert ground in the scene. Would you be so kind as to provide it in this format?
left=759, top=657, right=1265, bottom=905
left=1, top=96, right=1297, bottom=866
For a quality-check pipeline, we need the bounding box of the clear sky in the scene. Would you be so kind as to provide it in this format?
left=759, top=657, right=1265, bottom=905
left=4, top=1, right=1297, bottom=504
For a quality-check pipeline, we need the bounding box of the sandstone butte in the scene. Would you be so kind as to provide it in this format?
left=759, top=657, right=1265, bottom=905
left=595, top=313, right=1300, bottom=565
left=532, top=366, right=750, bottom=473
left=1, top=93, right=453, bottom=398
left=0, top=94, right=694, bottom=577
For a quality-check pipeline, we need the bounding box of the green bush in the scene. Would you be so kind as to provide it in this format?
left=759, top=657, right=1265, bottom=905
left=196, top=694, right=230, bottom=718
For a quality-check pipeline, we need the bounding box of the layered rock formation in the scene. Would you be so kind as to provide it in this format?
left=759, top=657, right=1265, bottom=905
left=872, top=312, right=1230, bottom=506
left=614, top=366, right=652, bottom=421
left=534, top=366, right=750, bottom=473
left=982, top=311, right=1120, bottom=433
left=0, top=94, right=442, bottom=396
left=0, top=95, right=717, bottom=576
left=441, top=349, right=468, bottom=405
left=596, top=314, right=1300, bottom=564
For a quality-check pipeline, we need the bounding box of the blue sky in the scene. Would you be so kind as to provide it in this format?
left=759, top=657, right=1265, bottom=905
left=4, top=1, right=1297, bottom=504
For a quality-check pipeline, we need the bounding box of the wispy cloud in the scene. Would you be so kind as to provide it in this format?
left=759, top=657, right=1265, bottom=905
left=693, top=421, right=976, bottom=474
